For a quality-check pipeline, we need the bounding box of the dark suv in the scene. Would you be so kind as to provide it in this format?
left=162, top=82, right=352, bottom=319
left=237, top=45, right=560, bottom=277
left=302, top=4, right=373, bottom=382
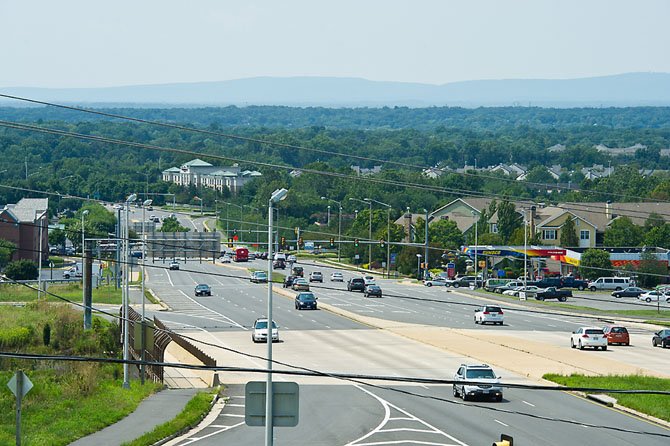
left=347, top=277, right=366, bottom=292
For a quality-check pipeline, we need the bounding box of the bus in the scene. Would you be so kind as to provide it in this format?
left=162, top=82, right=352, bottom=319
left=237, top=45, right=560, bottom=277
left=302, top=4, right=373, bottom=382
left=233, top=247, right=249, bottom=262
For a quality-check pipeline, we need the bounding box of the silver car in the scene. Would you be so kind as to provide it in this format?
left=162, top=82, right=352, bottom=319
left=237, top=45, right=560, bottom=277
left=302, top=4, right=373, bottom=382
left=453, top=364, right=503, bottom=402
left=252, top=318, right=279, bottom=343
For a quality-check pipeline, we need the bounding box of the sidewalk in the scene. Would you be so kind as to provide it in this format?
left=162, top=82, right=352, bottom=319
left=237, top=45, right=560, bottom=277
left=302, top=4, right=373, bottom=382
left=69, top=388, right=199, bottom=446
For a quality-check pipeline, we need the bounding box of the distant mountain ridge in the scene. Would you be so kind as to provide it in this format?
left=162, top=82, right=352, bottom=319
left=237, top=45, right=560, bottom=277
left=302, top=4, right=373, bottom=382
left=2, top=73, right=670, bottom=107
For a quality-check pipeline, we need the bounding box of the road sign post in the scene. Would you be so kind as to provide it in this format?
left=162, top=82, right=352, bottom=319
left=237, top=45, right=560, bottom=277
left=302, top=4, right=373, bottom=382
left=7, top=371, right=33, bottom=446
left=245, top=381, right=299, bottom=428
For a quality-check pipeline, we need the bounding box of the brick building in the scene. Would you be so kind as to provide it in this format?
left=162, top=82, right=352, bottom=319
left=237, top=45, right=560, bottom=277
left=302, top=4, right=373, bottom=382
left=0, top=198, right=49, bottom=264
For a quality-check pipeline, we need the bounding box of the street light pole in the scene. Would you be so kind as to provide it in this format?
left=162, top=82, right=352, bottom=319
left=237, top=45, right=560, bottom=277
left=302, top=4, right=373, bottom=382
left=417, top=254, right=422, bottom=280
left=365, top=199, right=392, bottom=278
left=140, top=199, right=152, bottom=385
left=472, top=211, right=478, bottom=287
left=423, top=208, right=430, bottom=280
left=81, top=209, right=89, bottom=311
left=266, top=188, right=288, bottom=446
left=123, top=193, right=137, bottom=389
left=321, top=197, right=342, bottom=261
left=523, top=209, right=528, bottom=289
left=350, top=198, right=372, bottom=268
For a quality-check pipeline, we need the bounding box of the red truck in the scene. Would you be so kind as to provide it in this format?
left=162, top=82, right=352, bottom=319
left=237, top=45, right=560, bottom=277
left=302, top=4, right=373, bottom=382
left=233, top=247, right=249, bottom=262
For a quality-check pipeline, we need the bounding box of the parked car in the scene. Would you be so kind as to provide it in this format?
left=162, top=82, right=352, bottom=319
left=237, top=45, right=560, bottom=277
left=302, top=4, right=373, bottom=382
left=252, top=318, right=279, bottom=343
left=363, top=284, right=382, bottom=298
left=295, top=292, right=317, bottom=310
left=611, top=287, right=646, bottom=298
left=424, top=277, right=450, bottom=287
left=638, top=290, right=670, bottom=303
left=494, top=281, right=524, bottom=294
left=503, top=285, right=542, bottom=297
left=292, top=278, right=310, bottom=291
left=250, top=271, right=268, bottom=283
left=534, top=287, right=571, bottom=302
left=347, top=277, right=366, bottom=292
left=474, top=305, right=504, bottom=325
left=588, top=277, right=631, bottom=291
left=330, top=272, right=344, bottom=282
left=602, top=325, right=630, bottom=346
left=452, top=364, right=503, bottom=402
left=448, top=276, right=482, bottom=288
left=168, top=261, right=180, bottom=270
left=194, top=284, right=212, bottom=296
left=483, top=279, right=512, bottom=292
left=560, top=277, right=589, bottom=291
left=309, top=271, right=323, bottom=282
left=571, top=327, right=608, bottom=350
left=652, top=329, right=670, bottom=348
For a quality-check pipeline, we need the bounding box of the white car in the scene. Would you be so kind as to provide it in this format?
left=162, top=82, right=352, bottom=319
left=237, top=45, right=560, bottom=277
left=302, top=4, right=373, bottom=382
left=474, top=305, right=504, bottom=325
left=252, top=318, right=279, bottom=343
left=503, top=285, right=542, bottom=297
left=363, top=275, right=376, bottom=286
left=424, top=277, right=450, bottom=287
left=287, top=255, right=297, bottom=263
left=330, top=272, right=344, bottom=282
left=453, top=364, right=503, bottom=402
left=570, top=327, right=608, bottom=350
left=638, top=290, right=670, bottom=303
left=220, top=255, right=231, bottom=263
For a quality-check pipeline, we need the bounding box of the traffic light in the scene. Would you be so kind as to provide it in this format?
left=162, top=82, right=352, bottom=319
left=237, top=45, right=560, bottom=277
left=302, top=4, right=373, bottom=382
left=280, top=237, right=286, bottom=249
left=380, top=238, right=385, bottom=248
left=329, top=237, right=335, bottom=248
left=227, top=238, right=234, bottom=248
left=354, top=238, right=359, bottom=247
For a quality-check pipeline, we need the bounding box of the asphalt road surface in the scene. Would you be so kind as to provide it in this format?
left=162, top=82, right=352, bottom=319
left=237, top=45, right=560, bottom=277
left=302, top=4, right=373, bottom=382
left=140, top=259, right=670, bottom=445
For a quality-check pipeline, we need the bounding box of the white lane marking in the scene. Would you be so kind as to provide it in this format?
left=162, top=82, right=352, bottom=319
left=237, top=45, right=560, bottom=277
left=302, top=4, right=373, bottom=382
left=494, top=419, right=509, bottom=427
left=177, top=290, right=245, bottom=329
left=522, top=400, right=535, bottom=407
left=166, top=270, right=174, bottom=287
left=175, top=422, right=245, bottom=444
left=347, top=385, right=468, bottom=446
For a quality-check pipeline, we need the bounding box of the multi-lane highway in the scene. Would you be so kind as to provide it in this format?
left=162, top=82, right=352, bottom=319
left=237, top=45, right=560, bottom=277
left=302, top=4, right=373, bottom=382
left=137, top=255, right=670, bottom=445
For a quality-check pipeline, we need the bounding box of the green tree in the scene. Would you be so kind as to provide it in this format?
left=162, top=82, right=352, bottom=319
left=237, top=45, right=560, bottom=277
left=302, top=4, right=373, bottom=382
left=159, top=216, right=190, bottom=232
left=5, top=259, right=39, bottom=280
left=48, top=228, right=67, bottom=250
left=579, top=249, right=611, bottom=280
left=524, top=165, right=553, bottom=184
left=560, top=217, right=579, bottom=247
left=478, top=232, right=503, bottom=245
left=496, top=200, right=522, bottom=243
left=603, top=217, right=644, bottom=247
left=429, top=219, right=463, bottom=250
left=636, top=250, right=666, bottom=288
left=644, top=223, right=670, bottom=248
left=0, top=239, right=17, bottom=268
left=644, top=212, right=665, bottom=232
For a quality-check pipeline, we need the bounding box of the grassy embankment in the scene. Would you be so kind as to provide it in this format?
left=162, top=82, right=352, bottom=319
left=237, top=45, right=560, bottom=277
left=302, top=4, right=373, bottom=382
left=543, top=374, right=670, bottom=422
left=0, top=302, right=214, bottom=445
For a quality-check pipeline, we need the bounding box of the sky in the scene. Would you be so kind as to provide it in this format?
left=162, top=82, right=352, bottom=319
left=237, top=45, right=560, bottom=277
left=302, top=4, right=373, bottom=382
left=1, top=0, right=669, bottom=88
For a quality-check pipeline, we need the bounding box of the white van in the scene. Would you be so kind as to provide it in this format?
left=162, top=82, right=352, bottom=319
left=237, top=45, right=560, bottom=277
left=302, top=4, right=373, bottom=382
left=588, top=277, right=630, bottom=292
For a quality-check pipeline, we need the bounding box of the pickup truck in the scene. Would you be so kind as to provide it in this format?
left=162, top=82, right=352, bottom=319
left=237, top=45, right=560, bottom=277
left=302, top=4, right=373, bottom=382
left=534, top=287, right=572, bottom=302
left=560, top=277, right=588, bottom=291
left=447, top=276, right=482, bottom=288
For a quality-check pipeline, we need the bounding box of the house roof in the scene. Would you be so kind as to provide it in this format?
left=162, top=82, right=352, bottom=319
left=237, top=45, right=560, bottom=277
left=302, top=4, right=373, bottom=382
left=162, top=167, right=181, bottom=173
left=182, top=158, right=213, bottom=167
left=4, top=198, right=49, bottom=223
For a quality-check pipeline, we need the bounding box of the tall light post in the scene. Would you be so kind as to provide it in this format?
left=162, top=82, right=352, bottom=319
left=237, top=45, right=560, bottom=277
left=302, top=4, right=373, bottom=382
left=365, top=199, right=391, bottom=278
left=81, top=209, right=89, bottom=308
left=523, top=209, right=528, bottom=288
left=350, top=198, right=372, bottom=268
left=423, top=209, right=430, bottom=280
left=266, top=188, right=288, bottom=446
left=194, top=196, right=203, bottom=216
left=472, top=210, right=478, bottom=287
left=123, top=193, right=137, bottom=389
left=321, top=197, right=342, bottom=261
left=416, top=254, right=422, bottom=280
left=140, top=198, right=152, bottom=384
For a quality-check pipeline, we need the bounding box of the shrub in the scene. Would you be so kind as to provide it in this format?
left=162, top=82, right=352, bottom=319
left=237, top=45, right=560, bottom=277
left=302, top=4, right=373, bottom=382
left=0, top=326, right=33, bottom=348
left=4, top=259, right=38, bottom=280
left=43, top=323, right=51, bottom=346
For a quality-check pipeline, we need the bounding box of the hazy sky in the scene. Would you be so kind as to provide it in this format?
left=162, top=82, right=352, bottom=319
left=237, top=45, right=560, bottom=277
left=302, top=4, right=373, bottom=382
left=2, top=0, right=669, bottom=88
